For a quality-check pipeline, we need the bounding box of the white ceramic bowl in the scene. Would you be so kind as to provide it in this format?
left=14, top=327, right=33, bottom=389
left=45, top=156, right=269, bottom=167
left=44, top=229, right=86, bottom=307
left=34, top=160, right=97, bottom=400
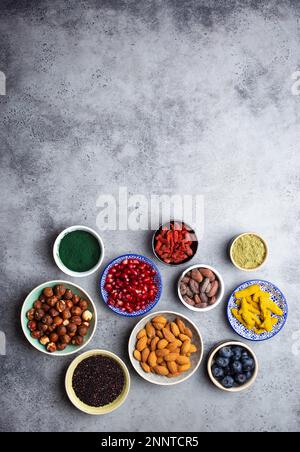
left=229, top=232, right=269, bottom=272
left=177, top=264, right=225, bottom=312
left=53, top=225, right=105, bottom=277
left=207, top=341, right=259, bottom=393
left=21, top=280, right=97, bottom=356
left=65, top=349, right=131, bottom=415
left=128, top=310, right=204, bottom=386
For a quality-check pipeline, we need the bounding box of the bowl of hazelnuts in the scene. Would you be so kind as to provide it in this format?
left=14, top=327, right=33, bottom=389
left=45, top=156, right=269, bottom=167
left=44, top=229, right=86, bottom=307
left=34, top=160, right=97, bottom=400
left=21, top=280, right=97, bottom=356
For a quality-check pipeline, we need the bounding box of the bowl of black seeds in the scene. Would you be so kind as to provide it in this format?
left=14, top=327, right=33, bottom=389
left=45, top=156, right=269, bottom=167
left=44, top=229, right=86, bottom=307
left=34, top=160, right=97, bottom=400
left=65, top=350, right=130, bottom=415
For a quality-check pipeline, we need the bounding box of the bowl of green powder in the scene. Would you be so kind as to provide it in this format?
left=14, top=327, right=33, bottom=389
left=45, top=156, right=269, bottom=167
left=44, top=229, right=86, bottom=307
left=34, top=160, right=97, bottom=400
left=54, top=225, right=105, bottom=277
left=229, top=233, right=269, bottom=272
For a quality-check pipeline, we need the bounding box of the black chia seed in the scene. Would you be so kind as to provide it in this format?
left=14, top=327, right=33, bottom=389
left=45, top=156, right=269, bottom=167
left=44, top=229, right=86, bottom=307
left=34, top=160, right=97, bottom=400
left=72, top=355, right=125, bottom=407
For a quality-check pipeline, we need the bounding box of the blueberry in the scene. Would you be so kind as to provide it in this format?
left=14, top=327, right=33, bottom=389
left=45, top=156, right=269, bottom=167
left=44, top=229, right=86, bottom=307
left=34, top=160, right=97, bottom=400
left=245, top=371, right=253, bottom=381
left=231, top=361, right=243, bottom=374
left=232, top=346, right=243, bottom=360
left=219, top=347, right=233, bottom=359
left=221, top=376, right=235, bottom=389
left=241, top=351, right=249, bottom=359
left=215, top=357, right=230, bottom=368
left=235, top=374, right=247, bottom=385
left=212, top=365, right=224, bottom=379
left=242, top=358, right=255, bottom=372
left=223, top=365, right=234, bottom=376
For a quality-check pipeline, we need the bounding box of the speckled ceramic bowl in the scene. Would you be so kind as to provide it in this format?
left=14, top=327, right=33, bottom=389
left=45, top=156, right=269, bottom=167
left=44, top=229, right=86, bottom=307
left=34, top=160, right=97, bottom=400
left=65, top=349, right=130, bottom=415
left=21, top=280, right=97, bottom=356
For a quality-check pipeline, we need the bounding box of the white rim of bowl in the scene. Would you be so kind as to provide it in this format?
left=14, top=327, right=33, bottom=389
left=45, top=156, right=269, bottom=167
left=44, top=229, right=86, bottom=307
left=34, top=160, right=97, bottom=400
left=65, top=349, right=131, bottom=415
left=229, top=232, right=269, bottom=272
left=152, top=220, right=199, bottom=267
left=128, top=310, right=204, bottom=386
left=21, top=280, right=98, bottom=356
left=53, top=225, right=105, bottom=277
left=177, top=264, right=225, bottom=312
left=207, top=341, right=259, bottom=393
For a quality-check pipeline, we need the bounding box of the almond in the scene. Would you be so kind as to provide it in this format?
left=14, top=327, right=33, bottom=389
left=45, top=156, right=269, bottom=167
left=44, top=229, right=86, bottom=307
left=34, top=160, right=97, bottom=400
left=162, top=328, right=176, bottom=343
left=179, top=333, right=190, bottom=342
left=181, top=339, right=191, bottom=355
left=156, top=349, right=170, bottom=357
left=170, top=322, right=180, bottom=337
left=148, top=351, right=157, bottom=368
left=189, top=344, right=197, bottom=353
left=146, top=322, right=156, bottom=338
left=133, top=350, right=141, bottom=361
left=152, top=316, right=167, bottom=326
left=164, top=353, right=179, bottom=362
left=142, top=347, right=150, bottom=363
left=136, top=336, right=148, bottom=352
left=140, top=362, right=151, bottom=373
left=167, top=361, right=178, bottom=374
left=156, top=330, right=164, bottom=338
left=151, top=337, right=159, bottom=351
left=137, top=329, right=146, bottom=339
left=154, top=365, right=169, bottom=376
left=178, top=363, right=191, bottom=372
left=176, top=355, right=190, bottom=365
left=184, top=327, right=193, bottom=339
left=153, top=322, right=164, bottom=331
left=157, top=339, right=168, bottom=350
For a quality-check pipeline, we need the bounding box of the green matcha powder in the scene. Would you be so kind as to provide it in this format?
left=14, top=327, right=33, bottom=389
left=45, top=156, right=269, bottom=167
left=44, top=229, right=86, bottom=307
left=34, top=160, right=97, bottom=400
left=59, top=230, right=101, bottom=272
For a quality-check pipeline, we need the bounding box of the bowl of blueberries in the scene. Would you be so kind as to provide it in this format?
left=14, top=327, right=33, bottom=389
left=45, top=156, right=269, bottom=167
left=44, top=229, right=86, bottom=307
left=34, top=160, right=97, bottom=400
left=207, top=341, right=258, bottom=392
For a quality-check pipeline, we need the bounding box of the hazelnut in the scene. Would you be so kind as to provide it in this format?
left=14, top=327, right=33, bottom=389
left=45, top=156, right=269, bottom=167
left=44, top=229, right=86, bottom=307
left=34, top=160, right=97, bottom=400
left=78, top=326, right=88, bottom=337
left=61, top=334, right=71, bottom=344
left=33, top=300, right=42, bottom=309
left=39, top=294, right=47, bottom=303
left=64, top=289, right=73, bottom=300
left=82, top=310, right=93, bottom=322
left=31, top=330, right=42, bottom=339
left=40, top=336, right=50, bottom=346
left=62, top=309, right=71, bottom=320
left=56, top=300, right=66, bottom=313
left=43, top=287, right=54, bottom=298
left=54, top=285, right=66, bottom=298
left=71, top=306, right=82, bottom=317
left=83, top=322, right=90, bottom=328
left=46, top=342, right=57, bottom=353
left=42, top=315, right=53, bottom=326
left=49, top=308, right=59, bottom=317
left=69, top=332, right=76, bottom=338
left=28, top=320, right=37, bottom=331
left=63, top=319, right=70, bottom=327
left=38, top=322, right=48, bottom=333
left=72, top=295, right=80, bottom=304
left=47, top=296, right=58, bottom=307
left=53, top=316, right=63, bottom=327
left=57, top=342, right=67, bottom=351
left=67, top=323, right=77, bottom=334
left=72, top=336, right=83, bottom=346
left=79, top=300, right=89, bottom=311
left=56, top=326, right=67, bottom=336
left=43, top=304, right=51, bottom=313
left=27, top=309, right=36, bottom=321
left=70, top=316, right=82, bottom=326
left=48, top=325, right=56, bottom=333
left=66, top=300, right=73, bottom=309
left=34, top=309, right=45, bottom=321
left=49, top=333, right=59, bottom=343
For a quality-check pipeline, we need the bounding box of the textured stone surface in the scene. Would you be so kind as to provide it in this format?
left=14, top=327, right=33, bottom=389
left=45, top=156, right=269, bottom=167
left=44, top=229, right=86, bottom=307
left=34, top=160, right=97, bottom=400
left=0, top=0, right=300, bottom=432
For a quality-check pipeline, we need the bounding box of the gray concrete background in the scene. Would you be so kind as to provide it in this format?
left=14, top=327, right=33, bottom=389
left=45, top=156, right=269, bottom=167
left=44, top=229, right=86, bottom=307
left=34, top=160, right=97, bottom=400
left=0, top=0, right=300, bottom=433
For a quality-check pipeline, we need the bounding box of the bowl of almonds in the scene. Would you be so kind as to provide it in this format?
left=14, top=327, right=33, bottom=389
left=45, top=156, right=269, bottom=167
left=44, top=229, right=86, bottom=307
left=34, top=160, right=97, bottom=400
left=128, top=311, right=204, bottom=385
left=178, top=265, right=225, bottom=312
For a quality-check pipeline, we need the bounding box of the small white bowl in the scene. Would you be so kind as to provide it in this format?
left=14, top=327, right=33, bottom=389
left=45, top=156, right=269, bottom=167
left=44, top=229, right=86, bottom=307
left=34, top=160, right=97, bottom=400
left=207, top=341, right=259, bottom=393
left=177, top=264, right=225, bottom=312
left=53, top=225, right=105, bottom=277
left=65, top=349, right=131, bottom=415
left=128, top=310, right=204, bottom=386
left=229, top=232, right=269, bottom=272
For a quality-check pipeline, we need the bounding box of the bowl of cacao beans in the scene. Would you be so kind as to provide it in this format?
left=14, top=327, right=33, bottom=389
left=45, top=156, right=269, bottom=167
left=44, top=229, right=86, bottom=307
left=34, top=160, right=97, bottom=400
left=178, top=265, right=225, bottom=312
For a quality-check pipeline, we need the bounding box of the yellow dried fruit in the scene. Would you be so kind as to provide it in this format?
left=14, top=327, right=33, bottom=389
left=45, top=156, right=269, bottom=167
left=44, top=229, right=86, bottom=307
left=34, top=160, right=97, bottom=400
left=154, top=365, right=169, bottom=376
left=146, top=322, right=156, bottom=338
left=148, top=351, right=157, bottom=368
left=164, top=353, right=179, bottom=362
left=167, top=361, right=178, bottom=374
left=151, top=337, right=159, bottom=351
left=176, top=318, right=186, bottom=333
left=181, top=339, right=191, bottom=355
left=133, top=350, right=141, bottom=361
left=136, top=329, right=146, bottom=339
left=157, top=339, right=168, bottom=350
left=170, top=322, right=180, bottom=337
left=142, top=347, right=150, bottom=363
left=176, top=355, right=190, bottom=365
left=162, top=328, right=176, bottom=343
left=140, top=362, right=151, bottom=373
left=136, top=336, right=148, bottom=352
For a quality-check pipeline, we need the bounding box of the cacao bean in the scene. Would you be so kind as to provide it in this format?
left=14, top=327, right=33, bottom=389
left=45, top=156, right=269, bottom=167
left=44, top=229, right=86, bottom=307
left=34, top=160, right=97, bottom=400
left=200, top=278, right=210, bottom=293
left=191, top=269, right=203, bottom=283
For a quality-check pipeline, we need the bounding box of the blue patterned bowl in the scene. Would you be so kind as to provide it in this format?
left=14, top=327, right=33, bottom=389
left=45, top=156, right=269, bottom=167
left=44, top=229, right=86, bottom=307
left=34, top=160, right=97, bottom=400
left=100, top=254, right=163, bottom=317
left=227, top=280, right=288, bottom=341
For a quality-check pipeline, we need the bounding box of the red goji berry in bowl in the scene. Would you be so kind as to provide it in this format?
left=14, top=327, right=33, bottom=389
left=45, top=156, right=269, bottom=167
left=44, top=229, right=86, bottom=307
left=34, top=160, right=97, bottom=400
left=152, top=220, right=198, bottom=266
left=100, top=254, right=163, bottom=317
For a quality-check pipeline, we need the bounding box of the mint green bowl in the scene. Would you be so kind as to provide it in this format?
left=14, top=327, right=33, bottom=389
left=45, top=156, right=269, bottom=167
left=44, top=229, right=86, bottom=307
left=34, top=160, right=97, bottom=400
left=21, top=280, right=97, bottom=356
